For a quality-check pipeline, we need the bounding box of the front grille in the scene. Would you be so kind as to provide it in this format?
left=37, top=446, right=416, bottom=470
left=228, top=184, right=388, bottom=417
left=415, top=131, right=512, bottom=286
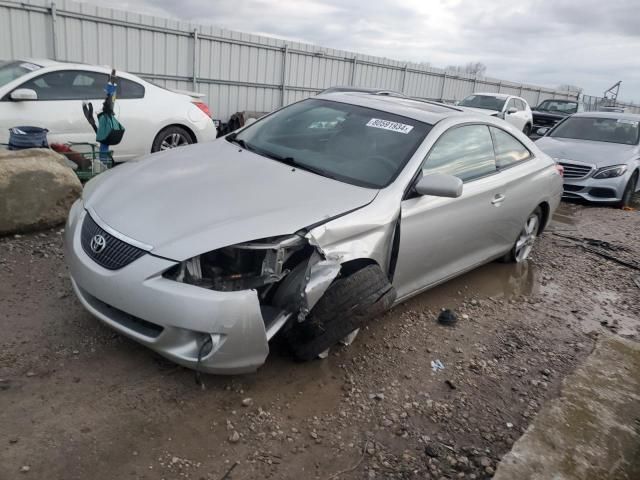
left=81, top=214, right=146, bottom=270
left=559, top=162, right=593, bottom=179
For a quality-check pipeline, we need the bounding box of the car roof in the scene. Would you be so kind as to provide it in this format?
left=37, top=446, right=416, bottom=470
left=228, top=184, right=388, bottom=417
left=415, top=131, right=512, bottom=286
left=539, top=98, right=576, bottom=103
left=316, top=91, right=469, bottom=124
left=16, top=58, right=63, bottom=68
left=472, top=92, right=511, bottom=99
left=12, top=58, right=148, bottom=85
left=571, top=111, right=640, bottom=121
left=320, top=86, right=406, bottom=97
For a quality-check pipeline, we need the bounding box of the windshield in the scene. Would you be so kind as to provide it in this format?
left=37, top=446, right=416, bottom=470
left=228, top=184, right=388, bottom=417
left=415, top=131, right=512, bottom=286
left=536, top=100, right=578, bottom=114
left=232, top=99, right=431, bottom=188
left=459, top=94, right=506, bottom=111
left=550, top=117, right=640, bottom=145
left=0, top=61, right=41, bottom=88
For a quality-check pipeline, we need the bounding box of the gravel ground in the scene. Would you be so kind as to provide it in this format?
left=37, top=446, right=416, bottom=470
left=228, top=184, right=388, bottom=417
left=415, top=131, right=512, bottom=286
left=1, top=202, right=639, bottom=480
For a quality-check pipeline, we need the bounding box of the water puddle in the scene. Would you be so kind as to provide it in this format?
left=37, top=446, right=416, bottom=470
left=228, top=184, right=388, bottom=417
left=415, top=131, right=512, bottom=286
left=405, top=261, right=540, bottom=312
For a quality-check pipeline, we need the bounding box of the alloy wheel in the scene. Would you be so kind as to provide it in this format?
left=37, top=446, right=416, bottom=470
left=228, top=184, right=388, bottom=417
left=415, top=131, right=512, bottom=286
left=514, top=213, right=539, bottom=262
left=160, top=133, right=189, bottom=150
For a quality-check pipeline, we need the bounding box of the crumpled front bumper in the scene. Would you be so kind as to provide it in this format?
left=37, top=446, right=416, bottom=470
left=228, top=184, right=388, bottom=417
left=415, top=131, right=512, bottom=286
left=64, top=202, right=269, bottom=374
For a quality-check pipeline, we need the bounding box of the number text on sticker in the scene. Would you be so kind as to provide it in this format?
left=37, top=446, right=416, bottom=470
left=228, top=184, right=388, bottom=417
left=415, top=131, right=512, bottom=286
left=366, top=118, right=414, bottom=134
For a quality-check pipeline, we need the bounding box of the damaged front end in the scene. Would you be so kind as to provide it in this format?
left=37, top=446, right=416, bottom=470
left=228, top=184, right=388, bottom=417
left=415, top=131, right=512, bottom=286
left=163, top=233, right=342, bottom=341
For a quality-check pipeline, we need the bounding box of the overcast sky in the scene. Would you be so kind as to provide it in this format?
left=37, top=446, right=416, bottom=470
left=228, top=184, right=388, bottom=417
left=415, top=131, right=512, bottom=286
left=101, top=0, right=640, bottom=102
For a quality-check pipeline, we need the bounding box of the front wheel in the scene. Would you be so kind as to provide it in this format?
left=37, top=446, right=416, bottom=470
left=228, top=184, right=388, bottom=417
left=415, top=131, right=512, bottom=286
left=615, top=172, right=638, bottom=209
left=504, top=207, right=541, bottom=263
left=151, top=126, right=194, bottom=153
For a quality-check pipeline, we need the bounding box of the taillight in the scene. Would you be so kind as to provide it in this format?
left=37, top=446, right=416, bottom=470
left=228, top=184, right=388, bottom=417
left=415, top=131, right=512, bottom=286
left=192, top=101, right=212, bottom=118
left=555, top=164, right=564, bottom=177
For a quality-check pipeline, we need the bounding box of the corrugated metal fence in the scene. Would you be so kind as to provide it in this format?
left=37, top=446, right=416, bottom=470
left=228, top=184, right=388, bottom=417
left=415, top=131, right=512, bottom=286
left=1, top=0, right=634, bottom=119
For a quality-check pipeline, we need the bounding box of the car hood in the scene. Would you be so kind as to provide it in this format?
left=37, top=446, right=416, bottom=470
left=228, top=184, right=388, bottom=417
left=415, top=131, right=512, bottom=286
left=534, top=136, right=637, bottom=168
left=84, top=140, right=379, bottom=260
left=459, top=106, right=500, bottom=116
left=532, top=111, right=567, bottom=120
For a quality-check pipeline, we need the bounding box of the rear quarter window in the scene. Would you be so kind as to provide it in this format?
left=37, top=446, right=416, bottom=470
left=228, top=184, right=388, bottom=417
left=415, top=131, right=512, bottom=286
left=117, top=78, right=145, bottom=99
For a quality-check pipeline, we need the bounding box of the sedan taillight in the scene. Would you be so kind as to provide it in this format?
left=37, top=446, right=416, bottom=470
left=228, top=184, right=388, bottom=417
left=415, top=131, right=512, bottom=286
left=555, top=164, right=564, bottom=177
left=192, top=101, right=212, bottom=118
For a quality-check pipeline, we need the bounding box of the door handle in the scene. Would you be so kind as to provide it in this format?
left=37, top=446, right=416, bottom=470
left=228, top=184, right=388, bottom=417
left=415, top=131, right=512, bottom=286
left=491, top=194, right=506, bottom=205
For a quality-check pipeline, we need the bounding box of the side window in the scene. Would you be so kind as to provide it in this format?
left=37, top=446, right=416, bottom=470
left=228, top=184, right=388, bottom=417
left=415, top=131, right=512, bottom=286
left=507, top=99, right=517, bottom=111
left=515, top=99, right=525, bottom=111
left=491, top=127, right=531, bottom=168
left=18, top=70, right=108, bottom=100
left=422, top=125, right=497, bottom=182
left=117, top=78, right=145, bottom=99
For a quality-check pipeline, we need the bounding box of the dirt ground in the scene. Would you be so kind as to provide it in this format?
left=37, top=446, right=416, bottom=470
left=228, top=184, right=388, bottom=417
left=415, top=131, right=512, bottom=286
left=1, top=201, right=639, bottom=480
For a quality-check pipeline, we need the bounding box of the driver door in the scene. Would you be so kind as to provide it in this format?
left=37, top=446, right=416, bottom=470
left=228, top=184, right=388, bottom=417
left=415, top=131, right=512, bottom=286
left=393, top=124, right=507, bottom=300
left=1, top=70, right=107, bottom=146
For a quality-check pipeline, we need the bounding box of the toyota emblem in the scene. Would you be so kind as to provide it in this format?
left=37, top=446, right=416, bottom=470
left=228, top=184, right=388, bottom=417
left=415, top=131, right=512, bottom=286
left=90, top=234, right=107, bottom=254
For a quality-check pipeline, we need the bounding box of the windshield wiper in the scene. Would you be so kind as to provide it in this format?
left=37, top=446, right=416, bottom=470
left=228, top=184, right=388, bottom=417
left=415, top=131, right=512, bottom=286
left=253, top=148, right=338, bottom=180
left=226, top=132, right=251, bottom=150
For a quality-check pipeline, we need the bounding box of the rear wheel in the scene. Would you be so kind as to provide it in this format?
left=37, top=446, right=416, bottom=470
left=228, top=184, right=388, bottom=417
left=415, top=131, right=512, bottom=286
left=615, top=172, right=638, bottom=209
left=504, top=207, right=541, bottom=263
left=284, top=264, right=395, bottom=361
left=151, top=126, right=194, bottom=152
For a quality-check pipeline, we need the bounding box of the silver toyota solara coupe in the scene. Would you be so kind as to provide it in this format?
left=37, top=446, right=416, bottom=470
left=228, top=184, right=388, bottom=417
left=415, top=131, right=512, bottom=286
left=64, top=91, right=563, bottom=374
left=535, top=112, right=640, bottom=208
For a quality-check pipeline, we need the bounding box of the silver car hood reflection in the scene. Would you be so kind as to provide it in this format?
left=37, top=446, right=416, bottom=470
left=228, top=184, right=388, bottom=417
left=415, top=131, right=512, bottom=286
left=84, top=139, right=378, bottom=260
left=535, top=136, right=638, bottom=167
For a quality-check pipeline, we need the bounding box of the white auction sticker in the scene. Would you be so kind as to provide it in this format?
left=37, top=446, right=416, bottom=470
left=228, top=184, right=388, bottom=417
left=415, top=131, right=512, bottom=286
left=366, top=118, right=414, bottom=134
left=20, top=62, right=40, bottom=71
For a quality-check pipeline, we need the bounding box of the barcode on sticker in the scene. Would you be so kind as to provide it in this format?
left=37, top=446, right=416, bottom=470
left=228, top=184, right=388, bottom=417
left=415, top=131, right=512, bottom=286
left=366, top=118, right=414, bottom=134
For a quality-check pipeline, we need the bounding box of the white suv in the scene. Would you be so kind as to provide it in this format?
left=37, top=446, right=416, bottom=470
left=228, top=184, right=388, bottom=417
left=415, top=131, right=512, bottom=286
left=0, top=59, right=218, bottom=161
left=458, top=93, right=533, bottom=135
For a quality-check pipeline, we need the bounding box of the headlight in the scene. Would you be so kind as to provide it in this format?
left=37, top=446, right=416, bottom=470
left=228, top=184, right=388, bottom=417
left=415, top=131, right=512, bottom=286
left=164, top=235, right=308, bottom=292
left=592, top=165, right=628, bottom=179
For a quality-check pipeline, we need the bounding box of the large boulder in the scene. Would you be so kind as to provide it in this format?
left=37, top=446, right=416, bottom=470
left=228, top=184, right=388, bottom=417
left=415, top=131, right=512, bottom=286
left=0, top=148, right=82, bottom=235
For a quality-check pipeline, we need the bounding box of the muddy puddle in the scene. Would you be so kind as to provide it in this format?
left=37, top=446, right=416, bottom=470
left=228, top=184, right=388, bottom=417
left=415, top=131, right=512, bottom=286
left=394, top=202, right=639, bottom=340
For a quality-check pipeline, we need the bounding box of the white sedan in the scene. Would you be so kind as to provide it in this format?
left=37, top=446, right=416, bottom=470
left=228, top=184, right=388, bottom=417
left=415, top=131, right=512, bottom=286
left=0, top=59, right=218, bottom=161
left=458, top=93, right=534, bottom=136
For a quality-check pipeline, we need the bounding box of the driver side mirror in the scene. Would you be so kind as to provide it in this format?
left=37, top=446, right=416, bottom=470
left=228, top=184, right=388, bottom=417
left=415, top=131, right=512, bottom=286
left=10, top=88, right=38, bottom=101
left=506, top=107, right=518, bottom=115
left=415, top=172, right=463, bottom=198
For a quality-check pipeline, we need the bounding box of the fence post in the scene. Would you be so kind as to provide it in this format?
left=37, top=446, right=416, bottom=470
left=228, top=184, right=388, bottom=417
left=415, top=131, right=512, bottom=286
left=50, top=2, right=59, bottom=60
left=497, top=81, right=502, bottom=93
left=280, top=44, right=288, bottom=106
left=350, top=56, right=358, bottom=86
left=536, top=88, right=541, bottom=106
left=401, top=64, right=407, bottom=94
left=440, top=72, right=447, bottom=101
left=191, top=28, right=199, bottom=91
left=472, top=73, right=477, bottom=93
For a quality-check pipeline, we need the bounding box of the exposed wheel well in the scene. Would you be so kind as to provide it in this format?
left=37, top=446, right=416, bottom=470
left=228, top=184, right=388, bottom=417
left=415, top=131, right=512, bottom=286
left=339, top=258, right=379, bottom=276
left=537, top=201, right=550, bottom=234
